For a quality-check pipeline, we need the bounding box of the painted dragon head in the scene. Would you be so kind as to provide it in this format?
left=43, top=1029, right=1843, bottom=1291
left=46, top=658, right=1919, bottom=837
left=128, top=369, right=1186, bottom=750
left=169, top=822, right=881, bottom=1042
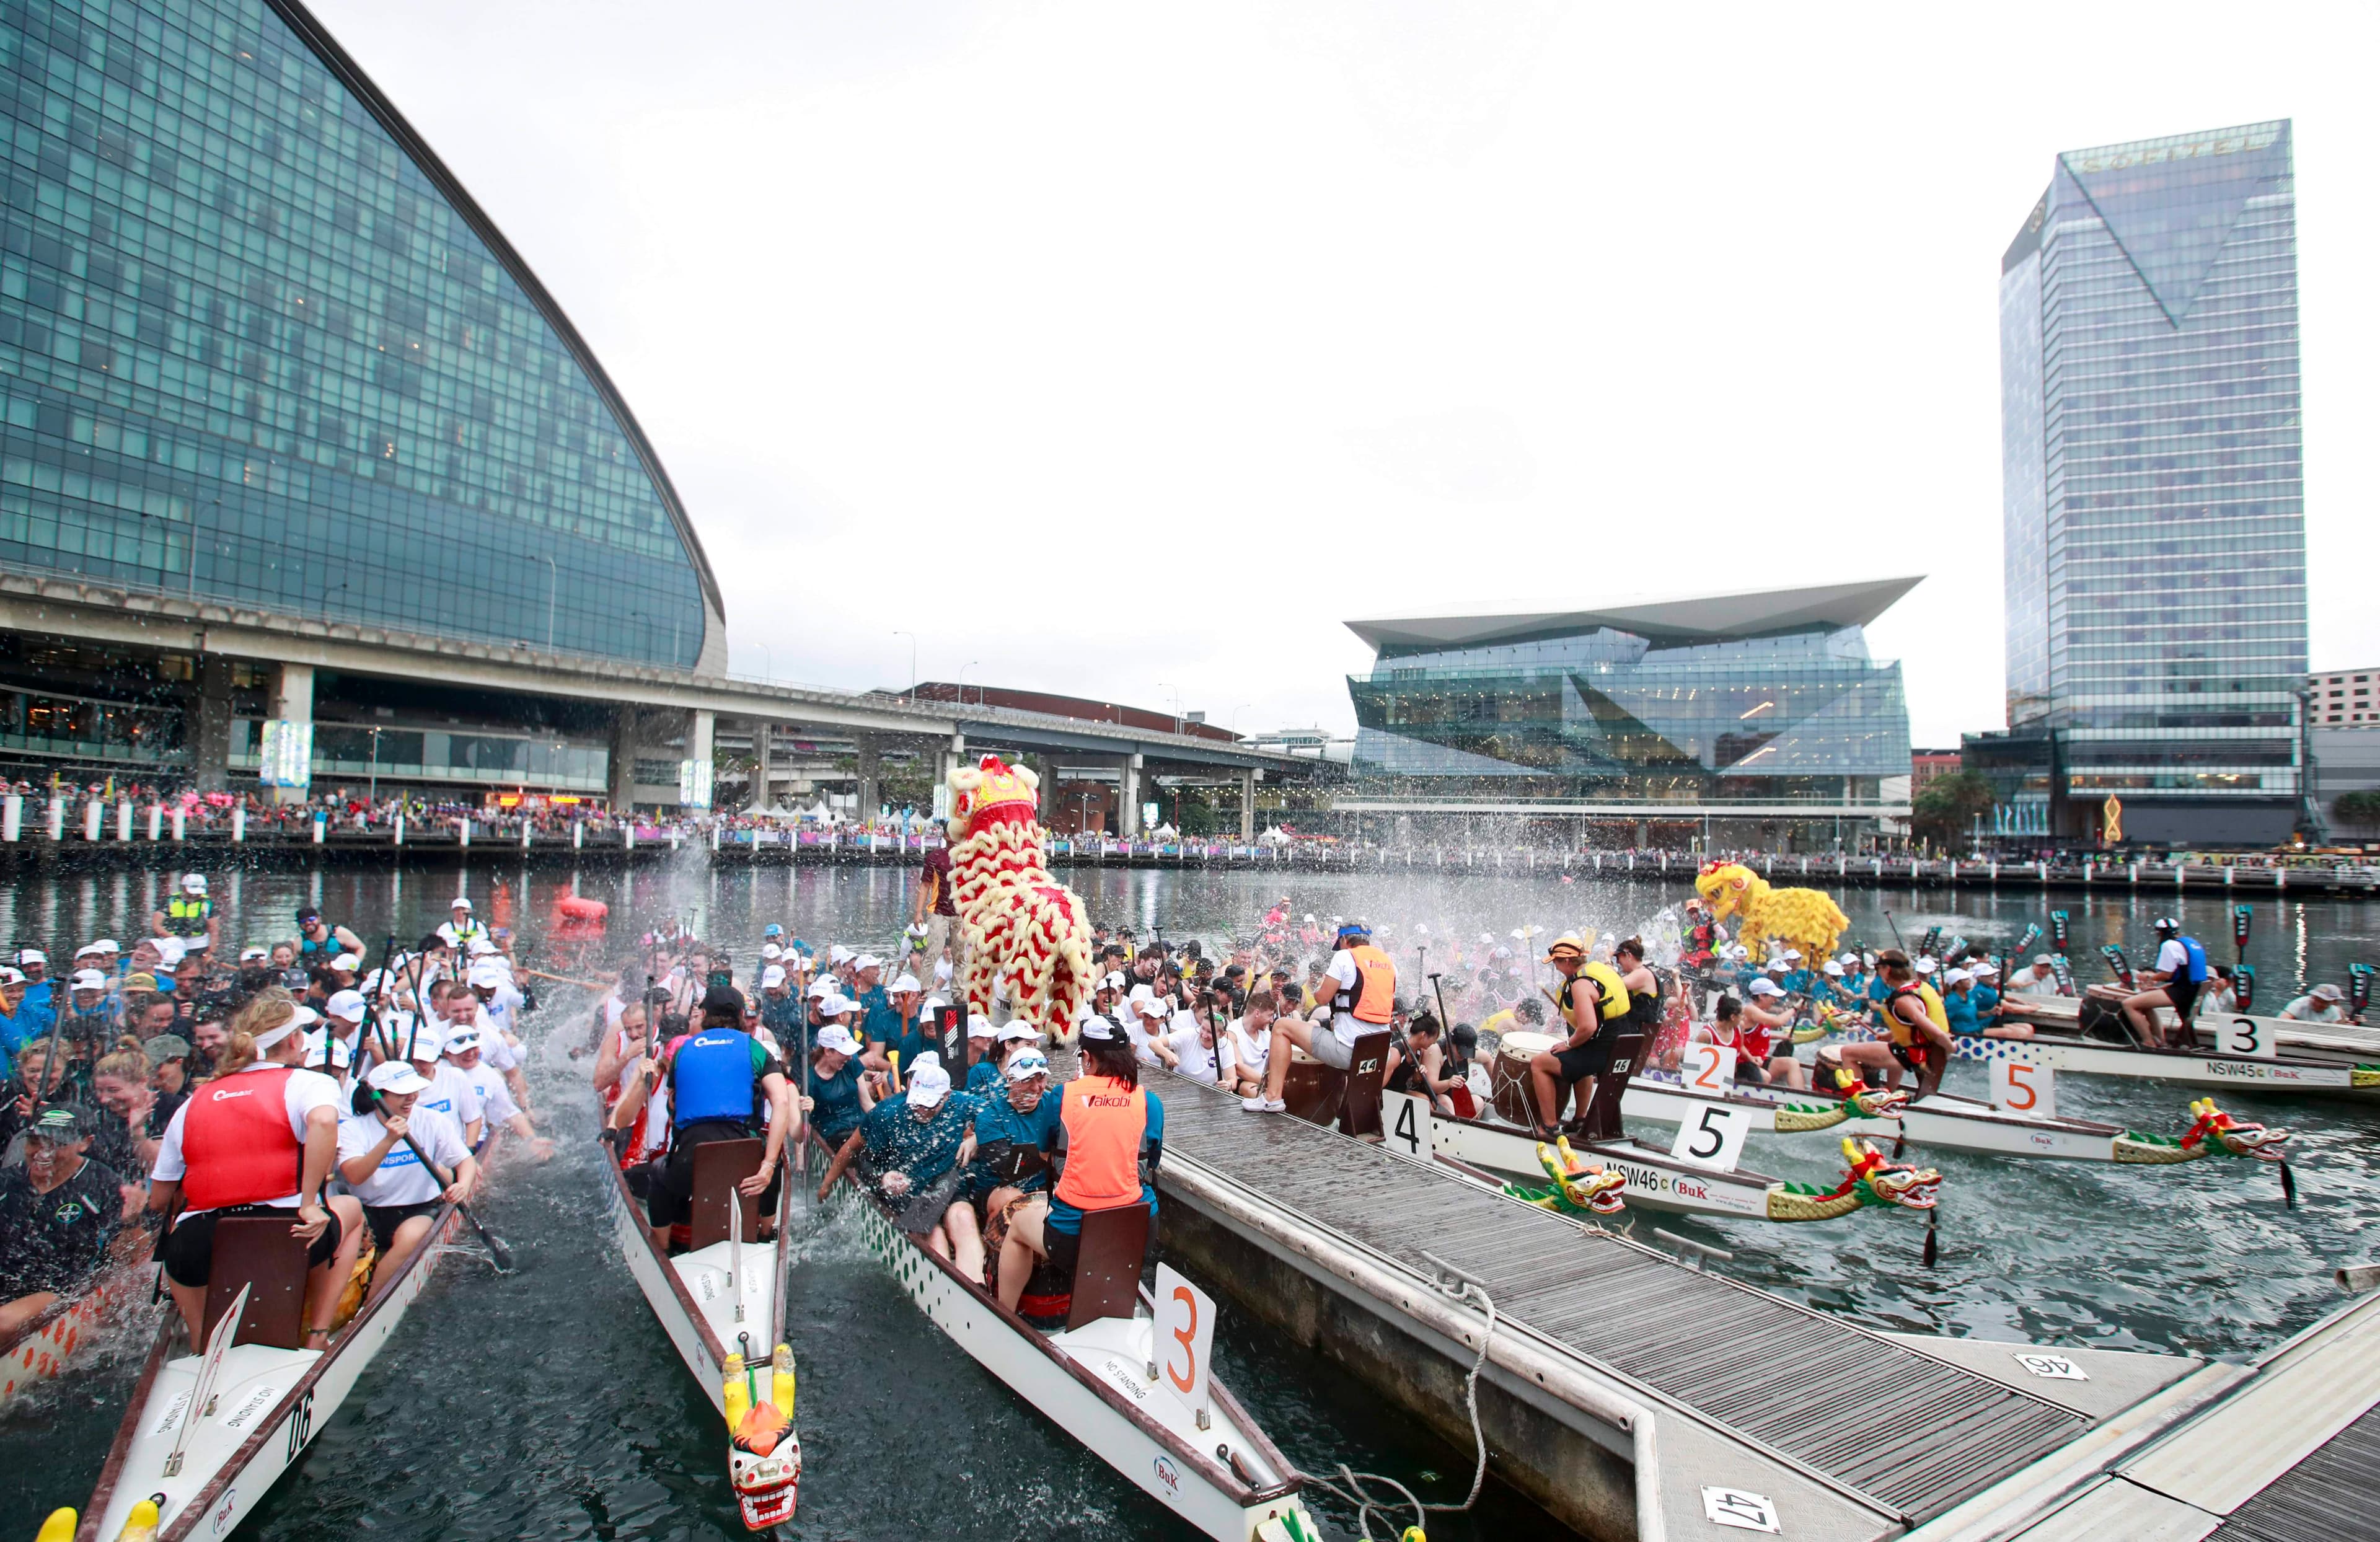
left=1695, top=861, right=1767, bottom=923
left=2181, top=1098, right=2290, bottom=1161
left=1843, top=1137, right=1941, bottom=1211
left=945, top=752, right=1040, bottom=841
left=1539, top=1137, right=1628, bottom=1215
left=729, top=1403, right=800, bottom=1529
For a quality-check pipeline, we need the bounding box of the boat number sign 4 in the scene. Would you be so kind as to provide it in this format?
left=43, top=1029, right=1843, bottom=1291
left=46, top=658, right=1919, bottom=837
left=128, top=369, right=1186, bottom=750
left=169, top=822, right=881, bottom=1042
left=1670, top=1103, right=1752, bottom=1172
left=1384, top=1093, right=1431, bottom=1161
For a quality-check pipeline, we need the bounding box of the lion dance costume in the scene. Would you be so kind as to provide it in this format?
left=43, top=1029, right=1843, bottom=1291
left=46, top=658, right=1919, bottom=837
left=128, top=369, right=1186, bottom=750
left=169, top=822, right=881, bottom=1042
left=1694, top=861, right=1851, bottom=967
left=945, top=754, right=1095, bottom=1042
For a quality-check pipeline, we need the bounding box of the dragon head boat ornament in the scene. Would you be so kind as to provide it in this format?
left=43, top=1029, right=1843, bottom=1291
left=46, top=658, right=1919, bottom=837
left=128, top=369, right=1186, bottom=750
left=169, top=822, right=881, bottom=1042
left=1771, top=1078, right=1910, bottom=1133
left=1765, top=1138, right=1942, bottom=1222
left=2113, top=1099, right=2291, bottom=1165
left=1502, top=1137, right=1628, bottom=1217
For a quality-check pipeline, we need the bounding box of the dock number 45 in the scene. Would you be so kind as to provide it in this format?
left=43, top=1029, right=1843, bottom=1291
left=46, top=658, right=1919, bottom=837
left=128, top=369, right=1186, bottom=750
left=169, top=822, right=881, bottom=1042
left=1702, top=1486, right=1781, bottom=1533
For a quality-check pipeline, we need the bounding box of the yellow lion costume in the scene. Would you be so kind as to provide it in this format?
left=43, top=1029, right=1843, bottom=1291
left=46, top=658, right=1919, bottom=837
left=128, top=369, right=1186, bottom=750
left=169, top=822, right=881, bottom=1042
left=1694, top=861, right=1849, bottom=967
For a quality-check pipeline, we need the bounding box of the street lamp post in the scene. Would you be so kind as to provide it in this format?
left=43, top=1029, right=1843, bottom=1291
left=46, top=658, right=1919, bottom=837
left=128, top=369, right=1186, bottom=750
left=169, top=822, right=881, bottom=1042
left=893, top=632, right=918, bottom=695
left=1157, top=682, right=1181, bottom=736
left=960, top=660, right=981, bottom=707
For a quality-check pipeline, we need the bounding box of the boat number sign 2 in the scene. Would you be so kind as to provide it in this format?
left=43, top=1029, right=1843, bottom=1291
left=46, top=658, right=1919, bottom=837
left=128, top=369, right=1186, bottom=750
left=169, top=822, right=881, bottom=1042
left=1671, top=1103, right=1752, bottom=1172
left=1702, top=1486, right=1781, bottom=1533
left=1681, top=1043, right=1739, bottom=1097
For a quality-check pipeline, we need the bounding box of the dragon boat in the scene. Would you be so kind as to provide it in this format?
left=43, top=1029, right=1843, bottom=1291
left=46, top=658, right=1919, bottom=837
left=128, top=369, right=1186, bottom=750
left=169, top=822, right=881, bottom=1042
left=816, top=1132, right=1317, bottom=1542
left=602, top=1129, right=801, bottom=1534
left=74, top=1131, right=503, bottom=1542
left=0, top=1231, right=157, bottom=1411
left=1820, top=1016, right=2380, bottom=1099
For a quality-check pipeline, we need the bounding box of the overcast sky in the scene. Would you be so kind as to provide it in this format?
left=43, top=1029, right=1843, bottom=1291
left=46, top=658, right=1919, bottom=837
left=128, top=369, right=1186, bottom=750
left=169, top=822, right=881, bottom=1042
left=312, top=0, right=2379, bottom=747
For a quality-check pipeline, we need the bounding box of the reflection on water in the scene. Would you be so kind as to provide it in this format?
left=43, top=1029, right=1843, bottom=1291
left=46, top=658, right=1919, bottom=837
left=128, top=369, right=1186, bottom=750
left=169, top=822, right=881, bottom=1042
left=0, top=857, right=2373, bottom=1540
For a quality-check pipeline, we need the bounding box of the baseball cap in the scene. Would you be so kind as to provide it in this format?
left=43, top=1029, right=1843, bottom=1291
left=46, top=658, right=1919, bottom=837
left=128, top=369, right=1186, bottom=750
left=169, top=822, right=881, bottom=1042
left=1078, top=1013, right=1123, bottom=1043
left=467, top=938, right=498, bottom=956
left=907, top=1061, right=953, bottom=1109
left=1971, top=962, right=1999, bottom=978
left=1945, top=968, right=1972, bottom=985
left=2, top=966, right=33, bottom=987
left=26, top=1104, right=83, bottom=1140
left=331, top=953, right=361, bottom=971
left=701, top=984, right=746, bottom=1018
left=2314, top=983, right=2346, bottom=1002
left=467, top=962, right=507, bottom=989
left=364, top=1060, right=432, bottom=1095
left=17, top=949, right=43, bottom=966
left=2035, top=954, right=2054, bottom=966
left=829, top=945, right=853, bottom=965
left=304, top=1031, right=352, bottom=1071
left=967, top=1018, right=999, bottom=1039
left=1005, top=1050, right=1051, bottom=1081
left=91, top=940, right=119, bottom=956
left=760, top=965, right=787, bottom=988
left=814, top=1024, right=860, bottom=1055
left=1783, top=949, right=1802, bottom=961
left=69, top=968, right=107, bottom=991
left=326, top=990, right=368, bottom=1022
left=818, top=992, right=855, bottom=1016
left=997, top=1021, right=1038, bottom=1044
left=296, top=905, right=320, bottom=923
left=442, top=1026, right=483, bottom=1053
left=805, top=979, right=834, bottom=1000
left=1822, top=961, right=1844, bottom=977
left=449, top=896, right=474, bottom=911
left=1134, top=995, right=1170, bottom=1018
left=891, top=973, right=920, bottom=993
left=239, top=946, right=270, bottom=963
left=143, top=1033, right=192, bottom=1065
left=1100, top=972, right=1126, bottom=992
left=763, top=923, right=784, bottom=937
left=180, top=874, right=207, bottom=893
left=1747, top=977, right=1783, bottom=997
left=760, top=943, right=784, bottom=961
left=855, top=954, right=883, bottom=972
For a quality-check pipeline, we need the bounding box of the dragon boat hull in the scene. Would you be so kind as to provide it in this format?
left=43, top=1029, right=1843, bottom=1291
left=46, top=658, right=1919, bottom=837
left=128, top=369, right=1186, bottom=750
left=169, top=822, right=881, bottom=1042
left=1823, top=1023, right=2380, bottom=1098
left=2001, top=991, right=2380, bottom=1058
left=78, top=1132, right=501, bottom=1542
left=821, top=1140, right=1310, bottom=1542
left=1625, top=1073, right=2135, bottom=1161
left=1422, top=1108, right=1780, bottom=1218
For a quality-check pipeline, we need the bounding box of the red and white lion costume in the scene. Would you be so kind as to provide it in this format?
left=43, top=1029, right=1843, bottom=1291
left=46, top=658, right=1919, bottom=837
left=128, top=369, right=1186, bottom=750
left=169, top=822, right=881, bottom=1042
left=945, top=754, right=1094, bottom=1042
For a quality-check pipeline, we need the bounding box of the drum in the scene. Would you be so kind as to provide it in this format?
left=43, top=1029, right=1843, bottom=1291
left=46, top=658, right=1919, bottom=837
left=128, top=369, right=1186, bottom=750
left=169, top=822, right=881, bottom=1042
left=1489, top=1030, right=1558, bottom=1126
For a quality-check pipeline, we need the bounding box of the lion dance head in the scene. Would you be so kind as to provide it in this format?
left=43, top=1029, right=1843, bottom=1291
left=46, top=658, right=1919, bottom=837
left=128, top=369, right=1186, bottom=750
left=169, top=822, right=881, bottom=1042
left=1695, top=861, right=1851, bottom=967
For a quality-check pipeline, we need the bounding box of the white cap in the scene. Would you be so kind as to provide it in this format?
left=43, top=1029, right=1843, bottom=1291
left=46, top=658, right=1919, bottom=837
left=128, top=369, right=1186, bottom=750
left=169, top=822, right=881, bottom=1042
left=998, top=1021, right=1038, bottom=1043
left=92, top=940, right=119, bottom=955
left=0, top=966, right=23, bottom=987
left=449, top=897, right=473, bottom=911
left=2314, top=983, right=2346, bottom=1002
left=181, top=874, right=206, bottom=893
left=443, top=1026, right=483, bottom=1054
left=760, top=965, right=787, bottom=988
left=467, top=938, right=499, bottom=957
left=70, top=968, right=107, bottom=990
left=1783, top=949, right=1802, bottom=961
left=761, top=944, right=783, bottom=961
left=829, top=945, right=853, bottom=965
left=814, top=1024, right=860, bottom=1055
left=1005, top=1049, right=1051, bottom=1081
left=891, top=973, right=920, bottom=993
left=331, top=953, right=361, bottom=971
left=2035, top=954, right=2055, bottom=966
left=907, top=1061, right=953, bottom=1109
left=1840, top=953, right=1860, bottom=966
left=1945, top=967, right=1972, bottom=985
left=856, top=954, right=883, bottom=972
left=467, top=961, right=507, bottom=989
left=250, top=1005, right=317, bottom=1052
left=239, top=946, right=269, bottom=963
left=73, top=941, right=103, bottom=958
left=325, top=990, right=368, bottom=1022
left=1914, top=958, right=1937, bottom=974
left=967, top=1018, right=999, bottom=1039
left=364, top=1060, right=431, bottom=1095
left=360, top=969, right=395, bottom=997
left=1822, top=961, right=1844, bottom=977
left=1100, top=972, right=1126, bottom=992
left=17, top=949, right=43, bottom=966
left=806, top=979, right=834, bottom=999
left=1972, top=962, right=1999, bottom=977
left=1135, top=995, right=1170, bottom=1018
left=922, top=995, right=949, bottom=1013
left=1747, top=978, right=1783, bottom=997
left=819, top=993, right=855, bottom=1016
left=303, top=1031, right=352, bottom=1070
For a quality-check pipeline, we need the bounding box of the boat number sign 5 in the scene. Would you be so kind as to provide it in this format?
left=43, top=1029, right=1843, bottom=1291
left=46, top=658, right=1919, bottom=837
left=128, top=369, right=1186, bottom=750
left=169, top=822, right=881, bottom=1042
left=1383, top=1092, right=1432, bottom=1161
left=2210, top=1017, right=2277, bottom=1059
left=1989, top=1059, right=2057, bottom=1119
left=1671, top=1103, right=1752, bottom=1172
left=1701, top=1486, right=1782, bottom=1533
left=1680, top=1043, right=1739, bottom=1098
left=1152, top=1264, right=1215, bottom=1429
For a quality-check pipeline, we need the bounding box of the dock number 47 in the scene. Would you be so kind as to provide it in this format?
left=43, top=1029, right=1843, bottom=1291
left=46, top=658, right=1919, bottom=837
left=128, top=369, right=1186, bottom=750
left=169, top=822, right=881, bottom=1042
left=1702, top=1486, right=1781, bottom=1533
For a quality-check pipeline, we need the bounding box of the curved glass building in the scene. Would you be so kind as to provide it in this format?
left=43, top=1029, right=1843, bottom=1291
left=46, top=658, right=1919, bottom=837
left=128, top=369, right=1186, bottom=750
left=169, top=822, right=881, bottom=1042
left=0, top=0, right=721, bottom=670
left=1342, top=579, right=1918, bottom=822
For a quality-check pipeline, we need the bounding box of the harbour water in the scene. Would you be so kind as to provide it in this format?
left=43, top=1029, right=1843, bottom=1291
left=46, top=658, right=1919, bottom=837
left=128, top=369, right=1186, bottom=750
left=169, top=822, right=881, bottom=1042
left=1, top=860, right=2373, bottom=1540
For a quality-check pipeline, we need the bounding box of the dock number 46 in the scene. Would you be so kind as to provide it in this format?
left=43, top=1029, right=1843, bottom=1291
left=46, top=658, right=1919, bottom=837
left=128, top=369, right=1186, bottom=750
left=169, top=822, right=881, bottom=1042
left=1702, top=1486, right=1781, bottom=1533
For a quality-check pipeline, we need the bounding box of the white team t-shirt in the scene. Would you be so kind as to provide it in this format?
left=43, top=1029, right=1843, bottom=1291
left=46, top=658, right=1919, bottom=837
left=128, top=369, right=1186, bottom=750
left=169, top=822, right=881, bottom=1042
left=415, top=1062, right=485, bottom=1134
left=454, top=1060, right=521, bottom=1126
left=1170, top=1021, right=1218, bottom=1082
left=151, top=1062, right=345, bottom=1215
left=337, top=1104, right=470, bottom=1207
left=2155, top=938, right=2190, bottom=976
left=1320, top=953, right=1367, bottom=1046
left=1220, top=1019, right=1271, bottom=1082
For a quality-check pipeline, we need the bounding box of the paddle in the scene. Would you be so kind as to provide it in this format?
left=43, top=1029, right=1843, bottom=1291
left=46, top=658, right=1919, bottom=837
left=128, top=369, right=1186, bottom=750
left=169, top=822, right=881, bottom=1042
left=368, top=933, right=514, bottom=1273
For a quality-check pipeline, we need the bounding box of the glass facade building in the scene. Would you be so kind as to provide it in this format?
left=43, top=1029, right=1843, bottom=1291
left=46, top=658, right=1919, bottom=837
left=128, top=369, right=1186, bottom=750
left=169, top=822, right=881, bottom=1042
left=1343, top=580, right=1915, bottom=808
left=1985, top=120, right=2304, bottom=847
left=0, top=0, right=721, bottom=668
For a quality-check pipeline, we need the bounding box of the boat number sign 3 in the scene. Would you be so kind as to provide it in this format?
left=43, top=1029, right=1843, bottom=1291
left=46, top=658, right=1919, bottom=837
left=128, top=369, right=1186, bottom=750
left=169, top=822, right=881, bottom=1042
left=1152, top=1264, right=1215, bottom=1429
left=1671, top=1102, right=1752, bottom=1172
left=2209, top=1018, right=2277, bottom=1059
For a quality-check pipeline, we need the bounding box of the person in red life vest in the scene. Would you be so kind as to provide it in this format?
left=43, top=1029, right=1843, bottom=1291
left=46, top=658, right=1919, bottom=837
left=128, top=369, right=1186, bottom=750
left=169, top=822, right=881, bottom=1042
left=145, top=990, right=366, bottom=1350
left=1730, top=979, right=1808, bottom=1089
left=998, top=1013, right=1163, bottom=1306
left=1244, top=920, right=1394, bottom=1113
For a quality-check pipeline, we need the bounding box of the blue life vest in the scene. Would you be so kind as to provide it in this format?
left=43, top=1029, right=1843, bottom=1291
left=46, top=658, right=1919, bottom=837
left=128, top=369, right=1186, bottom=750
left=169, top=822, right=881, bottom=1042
left=2177, top=936, right=2210, bottom=984
left=671, top=1029, right=757, bottom=1130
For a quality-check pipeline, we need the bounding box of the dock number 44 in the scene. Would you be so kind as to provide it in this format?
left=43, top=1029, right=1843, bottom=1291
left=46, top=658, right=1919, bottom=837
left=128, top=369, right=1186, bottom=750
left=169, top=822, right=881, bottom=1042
left=1702, top=1486, right=1781, bottom=1533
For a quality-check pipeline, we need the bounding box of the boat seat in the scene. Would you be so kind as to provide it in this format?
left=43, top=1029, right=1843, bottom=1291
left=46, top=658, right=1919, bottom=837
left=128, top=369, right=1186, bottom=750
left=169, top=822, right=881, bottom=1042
left=1577, top=1028, right=1652, bottom=1142
left=1336, top=1031, right=1394, bottom=1139
left=689, top=1139, right=767, bottom=1251
left=202, top=1217, right=309, bottom=1350
left=1064, top=1202, right=1149, bottom=1329
left=1281, top=1054, right=1347, bottom=1127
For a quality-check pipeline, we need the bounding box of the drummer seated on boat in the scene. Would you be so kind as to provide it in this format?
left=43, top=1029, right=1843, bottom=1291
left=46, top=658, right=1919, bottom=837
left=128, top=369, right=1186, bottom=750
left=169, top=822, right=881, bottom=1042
left=338, top=1062, right=477, bottom=1301
left=0, top=1105, right=125, bottom=1336
left=635, top=986, right=794, bottom=1254
left=1243, top=922, right=1394, bottom=1114
left=1005, top=1016, right=1162, bottom=1313
left=1830, top=951, right=1952, bottom=1098
left=2123, top=919, right=2209, bottom=1052
left=146, top=991, right=368, bottom=1351
left=858, top=1056, right=985, bottom=1275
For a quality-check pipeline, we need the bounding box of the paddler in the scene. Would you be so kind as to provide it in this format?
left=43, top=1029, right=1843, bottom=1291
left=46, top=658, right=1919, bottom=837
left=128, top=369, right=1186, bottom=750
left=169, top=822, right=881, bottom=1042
left=1382, top=1011, right=1460, bottom=1112
left=798, top=1024, right=873, bottom=1152
left=971, top=1049, right=1062, bottom=1305
left=1016, top=1013, right=1161, bottom=1298
left=630, top=985, right=795, bottom=1254
left=857, top=1055, right=983, bottom=1274
left=146, top=990, right=368, bottom=1350
left=1526, top=934, right=1616, bottom=1135
left=337, top=1060, right=477, bottom=1300
left=1243, top=921, right=1393, bottom=1114
left=1832, top=949, right=1952, bottom=1098
left=0, top=1105, right=123, bottom=1336
left=2123, top=917, right=2209, bottom=1051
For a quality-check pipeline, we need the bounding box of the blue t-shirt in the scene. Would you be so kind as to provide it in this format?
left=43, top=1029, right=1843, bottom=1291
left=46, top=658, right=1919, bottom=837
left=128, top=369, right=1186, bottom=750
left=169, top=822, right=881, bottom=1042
left=802, top=1056, right=867, bottom=1143
left=1781, top=969, right=1814, bottom=997
left=1047, top=1090, right=1165, bottom=1236
left=961, top=1090, right=1063, bottom=1199
left=860, top=1090, right=982, bottom=1189
left=855, top=985, right=901, bottom=1047
left=1943, top=989, right=1981, bottom=1036
left=964, top=1057, right=1002, bottom=1095
left=1865, top=976, right=1890, bottom=1006
left=1971, top=985, right=2001, bottom=1022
